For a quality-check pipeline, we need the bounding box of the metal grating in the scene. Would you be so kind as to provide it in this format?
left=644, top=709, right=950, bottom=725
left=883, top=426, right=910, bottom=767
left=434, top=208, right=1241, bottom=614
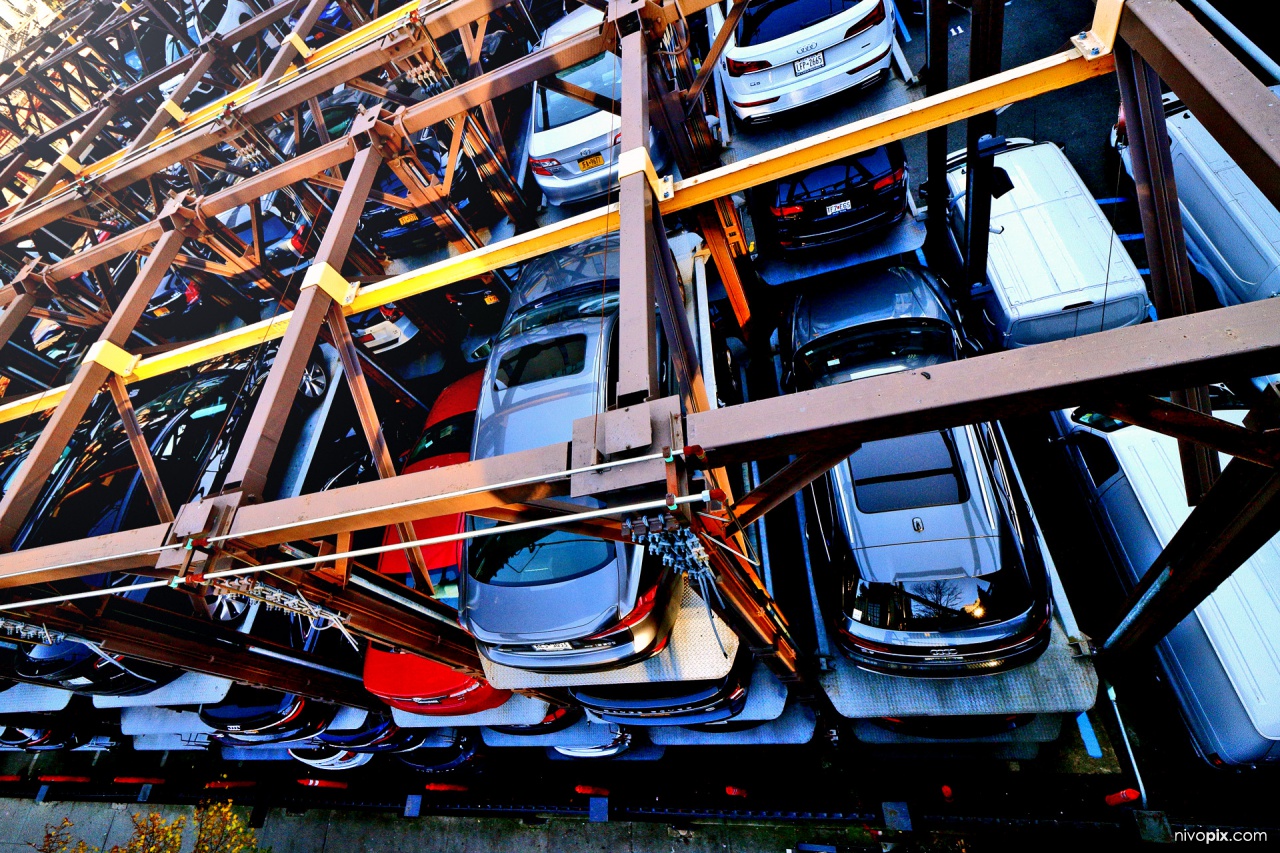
left=649, top=702, right=817, bottom=746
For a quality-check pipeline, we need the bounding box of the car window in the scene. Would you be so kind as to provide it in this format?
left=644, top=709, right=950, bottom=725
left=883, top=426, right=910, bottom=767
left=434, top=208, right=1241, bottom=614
left=534, top=53, right=620, bottom=131
left=797, top=322, right=954, bottom=388
left=495, top=334, right=587, bottom=389
left=499, top=289, right=618, bottom=342
left=1073, top=432, right=1121, bottom=488
left=406, top=412, right=475, bottom=467
left=467, top=519, right=615, bottom=586
left=737, top=0, right=863, bottom=47
left=849, top=431, right=967, bottom=513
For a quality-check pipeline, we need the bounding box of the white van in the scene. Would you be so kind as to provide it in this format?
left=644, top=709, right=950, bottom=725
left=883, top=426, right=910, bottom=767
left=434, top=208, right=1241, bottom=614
left=1054, top=401, right=1280, bottom=766
left=947, top=140, right=1152, bottom=348
left=1116, top=90, right=1280, bottom=307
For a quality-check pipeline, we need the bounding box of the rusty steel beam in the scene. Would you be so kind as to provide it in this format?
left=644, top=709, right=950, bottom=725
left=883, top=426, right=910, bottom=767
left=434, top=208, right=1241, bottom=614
left=1089, top=396, right=1280, bottom=468
left=686, top=297, right=1280, bottom=466
left=1115, top=37, right=1219, bottom=505
left=1120, top=0, right=1280, bottom=215
left=5, top=593, right=375, bottom=706
left=1103, top=456, right=1280, bottom=656
left=323, top=299, right=435, bottom=593
left=0, top=219, right=188, bottom=549
left=15, top=90, right=123, bottom=213
left=616, top=28, right=659, bottom=408
left=221, top=136, right=384, bottom=499
left=729, top=446, right=855, bottom=529
left=128, top=47, right=222, bottom=152
left=106, top=373, right=175, bottom=524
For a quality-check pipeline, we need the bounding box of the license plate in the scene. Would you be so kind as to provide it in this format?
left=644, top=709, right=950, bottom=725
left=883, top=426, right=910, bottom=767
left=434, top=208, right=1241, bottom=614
left=794, top=51, right=825, bottom=76
left=532, top=642, right=573, bottom=652
left=826, top=199, right=853, bottom=216
left=578, top=153, right=605, bottom=172
left=398, top=212, right=420, bottom=225
left=152, top=306, right=170, bottom=317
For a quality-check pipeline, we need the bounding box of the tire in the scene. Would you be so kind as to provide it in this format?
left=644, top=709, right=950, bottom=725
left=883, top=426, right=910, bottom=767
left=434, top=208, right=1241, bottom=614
left=297, top=359, right=329, bottom=407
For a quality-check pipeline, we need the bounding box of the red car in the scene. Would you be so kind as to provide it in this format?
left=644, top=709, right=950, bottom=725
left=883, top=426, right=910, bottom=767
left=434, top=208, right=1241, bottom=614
left=363, top=371, right=510, bottom=716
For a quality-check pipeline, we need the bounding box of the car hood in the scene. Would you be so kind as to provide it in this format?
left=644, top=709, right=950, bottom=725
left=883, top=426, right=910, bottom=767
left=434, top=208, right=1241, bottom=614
left=364, top=646, right=478, bottom=700
left=464, top=557, right=626, bottom=644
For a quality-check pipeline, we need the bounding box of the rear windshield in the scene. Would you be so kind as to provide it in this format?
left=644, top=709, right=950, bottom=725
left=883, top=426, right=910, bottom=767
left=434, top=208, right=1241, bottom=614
left=737, top=0, right=863, bottom=47
left=495, top=334, right=587, bottom=389
left=405, top=412, right=474, bottom=467
left=534, top=53, right=620, bottom=131
left=849, top=431, right=967, bottom=513
left=797, top=322, right=954, bottom=387
left=467, top=520, right=615, bottom=586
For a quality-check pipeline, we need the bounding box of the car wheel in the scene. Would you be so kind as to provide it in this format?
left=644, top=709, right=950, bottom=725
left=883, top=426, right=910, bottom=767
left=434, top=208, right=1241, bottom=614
left=289, top=746, right=373, bottom=770
left=204, top=593, right=250, bottom=624
left=297, top=360, right=329, bottom=406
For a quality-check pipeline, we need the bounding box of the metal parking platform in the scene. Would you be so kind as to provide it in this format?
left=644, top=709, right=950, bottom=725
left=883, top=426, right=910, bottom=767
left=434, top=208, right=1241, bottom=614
left=481, top=717, right=624, bottom=748
left=93, top=673, right=233, bottom=708
left=0, top=682, right=71, bottom=714
left=821, top=618, right=1098, bottom=718
left=851, top=712, right=1067, bottom=745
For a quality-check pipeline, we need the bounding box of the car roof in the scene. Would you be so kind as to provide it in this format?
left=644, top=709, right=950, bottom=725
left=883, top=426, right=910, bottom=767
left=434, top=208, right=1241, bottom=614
left=947, top=141, right=1148, bottom=313
left=792, top=265, right=952, bottom=353
left=425, top=370, right=484, bottom=428
left=542, top=5, right=603, bottom=47
left=472, top=317, right=613, bottom=460
left=1101, top=410, right=1280, bottom=740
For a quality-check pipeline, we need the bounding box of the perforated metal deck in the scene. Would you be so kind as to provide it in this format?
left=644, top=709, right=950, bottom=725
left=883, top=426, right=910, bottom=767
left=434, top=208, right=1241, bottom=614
left=479, top=584, right=738, bottom=689
left=392, top=693, right=550, bottom=728
left=121, top=706, right=214, bottom=735
left=93, top=672, right=232, bottom=708
left=822, top=620, right=1097, bottom=718
left=648, top=703, right=818, bottom=746
left=736, top=663, right=788, bottom=722
left=0, top=682, right=72, bottom=713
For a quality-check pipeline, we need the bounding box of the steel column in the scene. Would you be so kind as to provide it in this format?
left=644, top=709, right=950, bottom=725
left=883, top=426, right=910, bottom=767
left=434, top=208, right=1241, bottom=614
left=961, top=0, right=1004, bottom=290
left=106, top=373, right=176, bottom=524
left=924, top=0, right=950, bottom=260
left=616, top=27, right=659, bottom=407
left=1114, top=38, right=1219, bottom=504
left=220, top=139, right=384, bottom=499
left=128, top=47, right=221, bottom=151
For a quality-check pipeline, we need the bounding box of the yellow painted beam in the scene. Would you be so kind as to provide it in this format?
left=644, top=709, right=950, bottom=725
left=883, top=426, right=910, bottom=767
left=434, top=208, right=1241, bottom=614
left=0, top=44, right=1112, bottom=427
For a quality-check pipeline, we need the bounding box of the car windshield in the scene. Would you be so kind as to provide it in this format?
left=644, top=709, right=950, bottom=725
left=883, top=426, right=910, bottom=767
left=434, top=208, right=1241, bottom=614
left=500, top=288, right=618, bottom=342
left=534, top=53, right=620, bottom=131
left=797, top=321, right=954, bottom=387
left=467, top=518, right=615, bottom=586
left=849, top=431, right=967, bottom=513
left=494, top=334, right=588, bottom=389
left=737, top=0, right=863, bottom=47
left=847, top=514, right=1034, bottom=632
left=405, top=412, right=475, bottom=467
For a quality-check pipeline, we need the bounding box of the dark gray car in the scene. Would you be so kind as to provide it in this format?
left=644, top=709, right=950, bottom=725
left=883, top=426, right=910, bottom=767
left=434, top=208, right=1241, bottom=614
left=459, top=240, right=681, bottom=673
left=791, top=265, right=1051, bottom=676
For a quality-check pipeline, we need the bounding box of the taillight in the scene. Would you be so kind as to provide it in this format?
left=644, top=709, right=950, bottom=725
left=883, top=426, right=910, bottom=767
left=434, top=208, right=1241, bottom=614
left=732, top=96, right=779, bottom=108
left=529, top=157, right=560, bottom=176
left=845, top=0, right=886, bottom=39
left=873, top=166, right=905, bottom=191
left=183, top=281, right=200, bottom=305
left=380, top=305, right=402, bottom=321
left=290, top=224, right=310, bottom=255
left=357, top=333, right=376, bottom=344
left=770, top=204, right=803, bottom=219
left=726, top=57, right=771, bottom=77
left=585, top=583, right=659, bottom=640
left=613, top=131, right=622, bottom=146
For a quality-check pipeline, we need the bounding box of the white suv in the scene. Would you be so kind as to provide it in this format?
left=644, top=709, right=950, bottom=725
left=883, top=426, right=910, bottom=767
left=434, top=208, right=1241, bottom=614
left=713, top=0, right=894, bottom=123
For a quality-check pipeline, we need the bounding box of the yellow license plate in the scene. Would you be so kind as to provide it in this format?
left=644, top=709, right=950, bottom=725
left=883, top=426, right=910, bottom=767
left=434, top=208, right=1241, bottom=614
left=152, top=306, right=170, bottom=317
left=578, top=154, right=605, bottom=172
left=398, top=212, right=420, bottom=225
